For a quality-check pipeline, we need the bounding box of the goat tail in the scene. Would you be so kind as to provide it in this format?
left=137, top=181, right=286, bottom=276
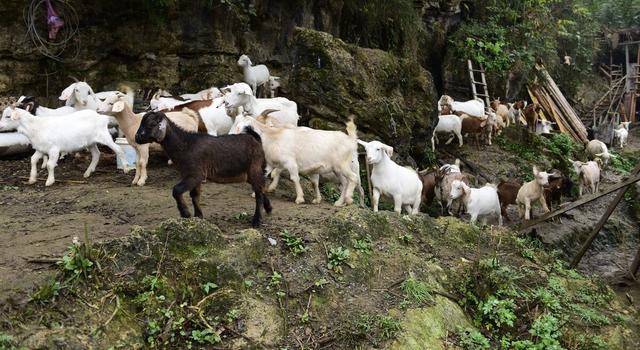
left=345, top=115, right=357, bottom=139
left=244, top=126, right=262, bottom=142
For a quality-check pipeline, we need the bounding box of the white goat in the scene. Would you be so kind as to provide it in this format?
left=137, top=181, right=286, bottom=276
left=449, top=180, right=502, bottom=225
left=570, top=160, right=600, bottom=197
left=231, top=114, right=359, bottom=205
left=432, top=114, right=463, bottom=151
left=535, top=120, right=555, bottom=134
left=197, top=97, right=233, bottom=136
left=220, top=82, right=253, bottom=96
left=438, top=95, right=485, bottom=118
left=238, top=54, right=270, bottom=96
left=516, top=166, right=555, bottom=220
left=267, top=76, right=281, bottom=98
left=613, top=121, right=630, bottom=148
left=59, top=81, right=100, bottom=111
left=8, top=107, right=130, bottom=186
left=358, top=140, right=422, bottom=214
left=223, top=91, right=299, bottom=127
left=585, top=139, right=615, bottom=167
left=16, top=96, right=76, bottom=117
left=180, top=87, right=222, bottom=101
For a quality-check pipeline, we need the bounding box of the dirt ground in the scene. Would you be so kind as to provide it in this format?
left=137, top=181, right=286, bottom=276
left=0, top=152, right=339, bottom=303
left=1, top=128, right=639, bottom=305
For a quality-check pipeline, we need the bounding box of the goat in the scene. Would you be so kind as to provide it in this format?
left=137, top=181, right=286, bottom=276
left=231, top=113, right=359, bottom=206
left=536, top=120, right=555, bottom=135
left=7, top=107, right=130, bottom=186
left=220, top=82, right=254, bottom=96
left=585, top=139, right=615, bottom=167
left=135, top=111, right=271, bottom=226
left=267, top=76, right=281, bottom=98
left=180, top=87, right=222, bottom=101
left=461, top=113, right=494, bottom=145
left=438, top=95, right=485, bottom=118
left=358, top=140, right=422, bottom=214
left=490, top=99, right=511, bottom=128
left=543, top=169, right=573, bottom=209
left=98, top=92, right=200, bottom=186
left=434, top=161, right=476, bottom=215
left=507, top=100, right=527, bottom=125
left=16, top=96, right=76, bottom=117
left=497, top=180, right=521, bottom=221
left=238, top=54, right=270, bottom=97
left=570, top=160, right=600, bottom=197
left=450, top=181, right=502, bottom=225
left=59, top=81, right=100, bottom=111
left=613, top=121, right=630, bottom=148
left=431, top=114, right=463, bottom=152
left=524, top=103, right=543, bottom=132
left=418, top=168, right=438, bottom=209
left=516, top=166, right=556, bottom=220
left=223, top=91, right=299, bottom=127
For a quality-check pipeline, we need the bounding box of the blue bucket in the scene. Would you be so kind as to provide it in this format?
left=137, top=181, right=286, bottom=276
left=115, top=137, right=137, bottom=169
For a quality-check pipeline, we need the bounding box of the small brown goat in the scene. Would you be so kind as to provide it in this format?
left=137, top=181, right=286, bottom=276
left=543, top=169, right=573, bottom=209
left=497, top=180, right=521, bottom=220
left=490, top=99, right=510, bottom=128
left=135, top=111, right=272, bottom=227
left=461, top=114, right=494, bottom=145
left=524, top=103, right=543, bottom=132
left=418, top=168, right=438, bottom=208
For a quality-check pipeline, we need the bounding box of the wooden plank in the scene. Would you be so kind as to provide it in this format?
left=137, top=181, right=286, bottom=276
left=518, top=171, right=640, bottom=232
left=570, top=163, right=640, bottom=268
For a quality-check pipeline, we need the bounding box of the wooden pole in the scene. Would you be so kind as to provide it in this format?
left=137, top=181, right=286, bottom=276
left=569, top=164, right=640, bottom=268
left=363, top=153, right=373, bottom=206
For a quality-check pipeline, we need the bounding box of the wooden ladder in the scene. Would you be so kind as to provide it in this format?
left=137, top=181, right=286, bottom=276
left=467, top=60, right=491, bottom=109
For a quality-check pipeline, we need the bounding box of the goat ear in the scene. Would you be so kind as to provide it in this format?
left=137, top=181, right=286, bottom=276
left=533, top=166, right=539, bottom=176
left=112, top=101, right=125, bottom=112
left=158, top=118, right=167, bottom=131
left=357, top=140, right=368, bottom=147
left=59, top=85, right=74, bottom=100
left=383, top=145, right=394, bottom=157
left=455, top=159, right=461, bottom=167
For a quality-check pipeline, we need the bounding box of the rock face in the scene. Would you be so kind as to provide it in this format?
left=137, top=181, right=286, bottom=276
left=0, top=0, right=460, bottom=160
left=289, top=28, right=437, bottom=158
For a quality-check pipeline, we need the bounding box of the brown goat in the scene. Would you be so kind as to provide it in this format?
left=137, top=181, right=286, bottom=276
left=164, top=99, right=214, bottom=133
left=524, top=103, right=543, bottom=132
left=418, top=168, right=438, bottom=208
left=490, top=99, right=510, bottom=129
left=462, top=115, right=493, bottom=145
left=135, top=111, right=271, bottom=227
left=543, top=169, right=573, bottom=209
left=497, top=180, right=521, bottom=221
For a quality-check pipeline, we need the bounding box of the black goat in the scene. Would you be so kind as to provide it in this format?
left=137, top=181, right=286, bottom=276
left=135, top=111, right=271, bottom=227
left=544, top=169, right=573, bottom=209
left=15, top=96, right=40, bottom=115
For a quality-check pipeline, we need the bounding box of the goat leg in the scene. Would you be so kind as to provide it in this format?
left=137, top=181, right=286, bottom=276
left=172, top=179, right=196, bottom=218
left=190, top=184, right=203, bottom=218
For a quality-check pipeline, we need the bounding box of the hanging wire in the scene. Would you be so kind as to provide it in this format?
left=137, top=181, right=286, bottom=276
left=23, top=0, right=80, bottom=62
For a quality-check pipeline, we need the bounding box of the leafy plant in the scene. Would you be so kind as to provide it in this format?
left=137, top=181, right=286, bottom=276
left=327, top=247, right=352, bottom=273
left=280, top=230, right=308, bottom=256
left=352, top=236, right=372, bottom=254
left=477, top=296, right=517, bottom=329
left=456, top=327, right=491, bottom=350
left=398, top=233, right=413, bottom=244
left=339, top=313, right=402, bottom=347
left=191, top=328, right=221, bottom=345
left=202, top=282, right=219, bottom=294
left=30, top=277, right=62, bottom=302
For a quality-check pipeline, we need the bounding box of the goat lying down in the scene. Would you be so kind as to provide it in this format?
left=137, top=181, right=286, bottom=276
left=135, top=111, right=272, bottom=227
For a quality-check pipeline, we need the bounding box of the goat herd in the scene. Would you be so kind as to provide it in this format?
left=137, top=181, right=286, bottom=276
left=0, top=54, right=633, bottom=227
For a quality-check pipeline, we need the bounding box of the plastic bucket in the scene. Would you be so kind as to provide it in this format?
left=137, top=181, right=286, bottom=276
left=115, top=137, right=137, bottom=169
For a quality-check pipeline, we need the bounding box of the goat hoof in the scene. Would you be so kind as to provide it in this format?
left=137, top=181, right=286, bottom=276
left=312, top=198, right=322, bottom=204
left=83, top=171, right=92, bottom=178
left=333, top=201, right=345, bottom=207
left=295, top=198, right=305, bottom=204
left=136, top=180, right=146, bottom=186
left=28, top=178, right=37, bottom=184
left=45, top=179, right=54, bottom=186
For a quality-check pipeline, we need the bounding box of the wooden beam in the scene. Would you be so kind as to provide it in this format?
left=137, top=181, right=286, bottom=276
left=518, top=171, right=640, bottom=232
left=631, top=245, right=640, bottom=277
left=569, top=164, right=640, bottom=268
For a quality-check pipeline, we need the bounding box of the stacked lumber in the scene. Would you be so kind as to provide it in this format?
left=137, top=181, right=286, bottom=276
left=528, top=64, right=588, bottom=143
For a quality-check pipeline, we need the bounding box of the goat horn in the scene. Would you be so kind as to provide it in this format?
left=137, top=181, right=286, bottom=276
left=68, top=76, right=80, bottom=82
left=261, top=109, right=280, bottom=116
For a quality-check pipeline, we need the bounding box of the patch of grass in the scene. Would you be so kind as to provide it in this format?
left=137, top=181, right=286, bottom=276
left=30, top=278, right=63, bottom=303
left=339, top=313, right=402, bottom=347
left=280, top=230, right=308, bottom=256
left=400, top=276, right=433, bottom=307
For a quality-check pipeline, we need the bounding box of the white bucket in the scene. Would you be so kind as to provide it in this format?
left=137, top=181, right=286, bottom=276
left=115, top=137, right=137, bottom=169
